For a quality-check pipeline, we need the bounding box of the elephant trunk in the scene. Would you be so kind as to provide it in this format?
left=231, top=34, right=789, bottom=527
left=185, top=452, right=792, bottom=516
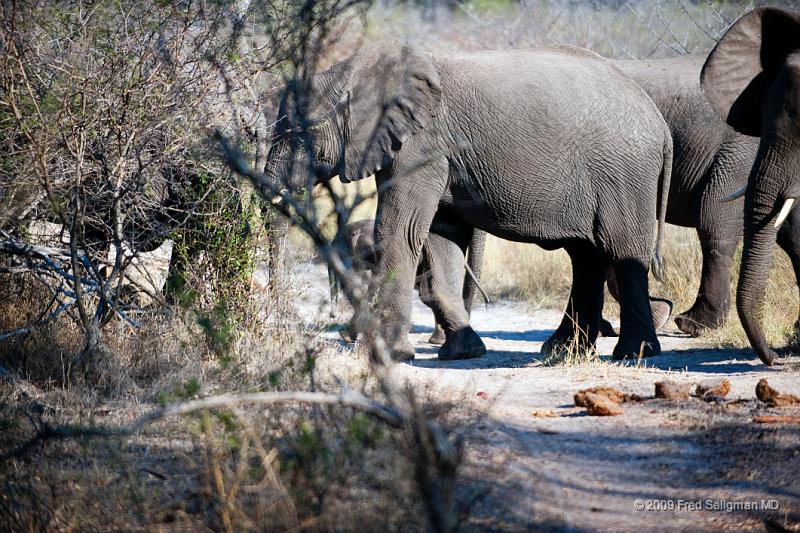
left=736, top=140, right=793, bottom=366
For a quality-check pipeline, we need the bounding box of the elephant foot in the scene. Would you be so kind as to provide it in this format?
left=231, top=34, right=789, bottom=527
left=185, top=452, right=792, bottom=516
left=388, top=337, right=416, bottom=362
left=438, top=327, right=486, bottom=360
left=611, top=336, right=661, bottom=360
left=651, top=298, right=673, bottom=332
left=674, top=307, right=724, bottom=337
left=541, top=329, right=595, bottom=361
left=599, top=318, right=618, bottom=338
left=428, top=324, right=446, bottom=345
left=674, top=314, right=705, bottom=337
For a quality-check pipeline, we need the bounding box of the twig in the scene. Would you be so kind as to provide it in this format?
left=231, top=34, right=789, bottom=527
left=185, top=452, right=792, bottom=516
left=1, top=386, right=402, bottom=461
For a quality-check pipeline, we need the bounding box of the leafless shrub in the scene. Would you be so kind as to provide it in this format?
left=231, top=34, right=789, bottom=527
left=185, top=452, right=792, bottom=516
left=1, top=0, right=469, bottom=530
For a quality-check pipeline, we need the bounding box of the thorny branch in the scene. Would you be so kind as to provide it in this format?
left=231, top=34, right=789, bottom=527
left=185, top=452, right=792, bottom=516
left=1, top=385, right=401, bottom=462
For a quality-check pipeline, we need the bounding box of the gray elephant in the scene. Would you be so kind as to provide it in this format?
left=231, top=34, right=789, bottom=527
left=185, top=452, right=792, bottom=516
left=262, top=42, right=672, bottom=361
left=333, top=218, right=490, bottom=358
left=607, top=54, right=800, bottom=338
left=699, top=7, right=800, bottom=365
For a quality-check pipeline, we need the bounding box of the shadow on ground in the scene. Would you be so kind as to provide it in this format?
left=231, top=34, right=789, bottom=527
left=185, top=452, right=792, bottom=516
left=452, top=403, right=800, bottom=531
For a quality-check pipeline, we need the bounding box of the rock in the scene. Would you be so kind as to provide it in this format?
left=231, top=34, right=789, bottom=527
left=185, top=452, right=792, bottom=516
left=574, top=387, right=643, bottom=407
left=756, top=379, right=800, bottom=407
left=695, top=378, right=731, bottom=400
left=655, top=381, right=692, bottom=400
left=581, top=392, right=623, bottom=416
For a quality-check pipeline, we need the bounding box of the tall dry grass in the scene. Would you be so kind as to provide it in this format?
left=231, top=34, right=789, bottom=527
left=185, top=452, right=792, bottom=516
left=480, top=225, right=800, bottom=349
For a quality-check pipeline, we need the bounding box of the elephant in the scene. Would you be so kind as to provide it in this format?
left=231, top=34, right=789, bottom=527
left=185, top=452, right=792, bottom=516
left=261, top=41, right=673, bottom=361
left=699, top=6, right=800, bottom=365
left=609, top=54, right=800, bottom=338
left=333, top=218, right=490, bottom=358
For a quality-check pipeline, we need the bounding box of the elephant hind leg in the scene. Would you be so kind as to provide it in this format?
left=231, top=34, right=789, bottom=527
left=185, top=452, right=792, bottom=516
left=543, top=244, right=607, bottom=359
left=604, top=268, right=672, bottom=336
left=611, top=257, right=661, bottom=360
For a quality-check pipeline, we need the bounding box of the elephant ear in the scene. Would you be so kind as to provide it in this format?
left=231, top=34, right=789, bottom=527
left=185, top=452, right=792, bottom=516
left=340, top=43, right=441, bottom=182
left=701, top=7, right=800, bottom=136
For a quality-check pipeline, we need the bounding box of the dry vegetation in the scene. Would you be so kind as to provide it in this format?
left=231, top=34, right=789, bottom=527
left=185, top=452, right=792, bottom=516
left=2, top=0, right=800, bottom=531
left=482, top=227, right=800, bottom=350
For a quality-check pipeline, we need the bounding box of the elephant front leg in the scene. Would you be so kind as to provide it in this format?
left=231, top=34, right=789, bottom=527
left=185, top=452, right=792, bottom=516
left=542, top=245, right=607, bottom=359
left=611, top=258, right=661, bottom=359
left=366, top=167, right=446, bottom=361
left=674, top=232, right=738, bottom=337
left=776, top=209, right=800, bottom=337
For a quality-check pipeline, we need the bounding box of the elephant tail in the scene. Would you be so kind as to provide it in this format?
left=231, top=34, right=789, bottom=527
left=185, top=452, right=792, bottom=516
left=465, top=260, right=492, bottom=307
left=463, top=229, right=489, bottom=312
left=651, top=128, right=673, bottom=282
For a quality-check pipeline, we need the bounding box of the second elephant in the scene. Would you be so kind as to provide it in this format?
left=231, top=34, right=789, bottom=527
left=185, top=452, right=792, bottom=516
left=613, top=54, right=800, bottom=339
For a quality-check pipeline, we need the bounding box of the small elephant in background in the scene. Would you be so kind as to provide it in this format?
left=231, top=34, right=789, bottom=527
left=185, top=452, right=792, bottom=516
left=331, top=218, right=491, bottom=359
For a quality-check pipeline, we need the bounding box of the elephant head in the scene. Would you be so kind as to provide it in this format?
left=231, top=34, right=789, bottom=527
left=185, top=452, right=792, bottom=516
left=264, top=42, right=442, bottom=191
left=700, top=7, right=800, bottom=365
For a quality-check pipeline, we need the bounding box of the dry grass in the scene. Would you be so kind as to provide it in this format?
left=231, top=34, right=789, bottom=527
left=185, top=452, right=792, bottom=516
left=481, top=237, right=572, bottom=311
left=0, top=260, right=429, bottom=530
left=540, top=329, right=602, bottom=367
left=480, top=225, right=800, bottom=350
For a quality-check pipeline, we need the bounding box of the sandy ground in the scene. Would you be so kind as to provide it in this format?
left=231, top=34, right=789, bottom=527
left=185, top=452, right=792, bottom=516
left=294, top=262, right=800, bottom=532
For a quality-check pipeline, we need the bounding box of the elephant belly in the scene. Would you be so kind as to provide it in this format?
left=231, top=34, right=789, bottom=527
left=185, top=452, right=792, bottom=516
left=442, top=168, right=595, bottom=249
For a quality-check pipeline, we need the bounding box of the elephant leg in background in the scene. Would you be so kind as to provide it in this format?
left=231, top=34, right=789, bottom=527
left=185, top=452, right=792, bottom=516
left=776, top=206, right=800, bottom=335
left=672, top=230, right=738, bottom=337
left=164, top=241, right=192, bottom=305
left=542, top=243, right=607, bottom=357
left=673, top=153, right=749, bottom=337
left=415, top=221, right=486, bottom=359
left=416, top=217, right=467, bottom=346
left=427, top=227, right=487, bottom=345
left=267, top=210, right=291, bottom=289
left=605, top=270, right=673, bottom=336
left=462, top=229, right=487, bottom=315
left=416, top=231, right=455, bottom=346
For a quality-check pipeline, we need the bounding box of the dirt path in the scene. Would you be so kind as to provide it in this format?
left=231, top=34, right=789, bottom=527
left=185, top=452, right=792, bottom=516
left=294, top=263, right=800, bottom=532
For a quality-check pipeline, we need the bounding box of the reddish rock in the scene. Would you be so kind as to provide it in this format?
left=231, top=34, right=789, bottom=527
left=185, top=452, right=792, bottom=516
left=655, top=381, right=692, bottom=400
left=756, top=379, right=800, bottom=407
left=581, top=392, right=623, bottom=416
left=695, top=378, right=732, bottom=400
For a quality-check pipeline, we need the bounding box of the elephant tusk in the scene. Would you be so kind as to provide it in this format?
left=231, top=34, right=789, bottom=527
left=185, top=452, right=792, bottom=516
left=774, top=198, right=796, bottom=228
left=720, top=185, right=747, bottom=203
